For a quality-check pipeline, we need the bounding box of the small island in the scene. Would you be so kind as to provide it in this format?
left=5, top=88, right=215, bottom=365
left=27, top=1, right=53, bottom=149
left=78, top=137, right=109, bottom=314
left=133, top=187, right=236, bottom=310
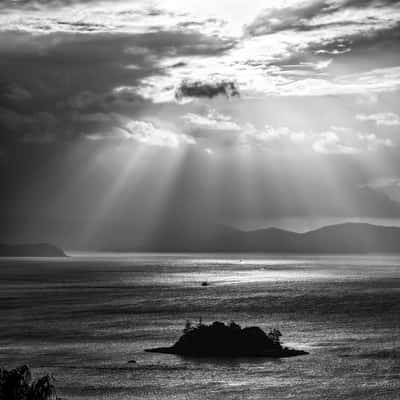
left=145, top=320, right=308, bottom=358
left=0, top=243, right=66, bottom=258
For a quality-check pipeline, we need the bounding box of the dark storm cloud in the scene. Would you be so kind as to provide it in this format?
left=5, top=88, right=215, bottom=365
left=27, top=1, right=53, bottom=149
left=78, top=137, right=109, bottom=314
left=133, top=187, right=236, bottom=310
left=0, top=107, right=59, bottom=144
left=0, top=0, right=102, bottom=9
left=0, top=28, right=235, bottom=146
left=0, top=83, right=32, bottom=102
left=175, top=80, right=240, bottom=100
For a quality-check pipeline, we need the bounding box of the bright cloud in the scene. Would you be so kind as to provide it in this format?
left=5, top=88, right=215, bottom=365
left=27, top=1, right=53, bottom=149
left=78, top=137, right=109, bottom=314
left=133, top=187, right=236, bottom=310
left=1, top=0, right=399, bottom=103
left=182, top=110, right=241, bottom=132
left=312, top=127, right=393, bottom=155
left=356, top=112, right=400, bottom=126
left=85, top=118, right=196, bottom=148
left=123, top=120, right=196, bottom=148
left=178, top=110, right=394, bottom=154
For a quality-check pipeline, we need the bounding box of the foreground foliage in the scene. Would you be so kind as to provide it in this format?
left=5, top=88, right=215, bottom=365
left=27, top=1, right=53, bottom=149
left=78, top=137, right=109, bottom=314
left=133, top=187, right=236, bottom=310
left=0, top=365, right=57, bottom=400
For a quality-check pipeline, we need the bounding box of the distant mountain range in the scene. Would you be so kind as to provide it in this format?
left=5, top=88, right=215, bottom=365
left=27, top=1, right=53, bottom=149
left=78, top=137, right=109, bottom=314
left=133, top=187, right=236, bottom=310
left=129, top=223, right=400, bottom=253
left=2, top=223, right=400, bottom=255
left=0, top=243, right=66, bottom=257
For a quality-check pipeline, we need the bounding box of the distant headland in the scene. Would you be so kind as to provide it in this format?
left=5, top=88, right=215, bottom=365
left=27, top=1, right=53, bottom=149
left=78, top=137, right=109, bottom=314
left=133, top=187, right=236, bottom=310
left=103, top=223, right=400, bottom=253
left=145, top=320, right=308, bottom=358
left=0, top=243, right=66, bottom=257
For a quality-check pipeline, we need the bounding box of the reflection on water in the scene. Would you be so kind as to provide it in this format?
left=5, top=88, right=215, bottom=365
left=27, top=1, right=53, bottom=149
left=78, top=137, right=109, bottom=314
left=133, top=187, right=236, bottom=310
left=0, top=253, right=399, bottom=399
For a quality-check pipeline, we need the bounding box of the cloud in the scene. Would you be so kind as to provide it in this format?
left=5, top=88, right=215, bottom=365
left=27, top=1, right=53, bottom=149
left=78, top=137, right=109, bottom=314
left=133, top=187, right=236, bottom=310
left=123, top=120, right=195, bottom=148
left=180, top=110, right=243, bottom=146
left=1, top=84, right=32, bottom=102
left=0, top=0, right=399, bottom=155
left=244, top=0, right=400, bottom=37
left=179, top=110, right=308, bottom=149
left=274, top=67, right=400, bottom=96
left=312, top=131, right=359, bottom=155
left=359, top=176, right=400, bottom=203
left=361, top=177, right=400, bottom=190
left=84, top=117, right=196, bottom=148
left=312, top=127, right=393, bottom=154
left=2, top=0, right=398, bottom=111
left=235, top=0, right=400, bottom=98
left=175, top=79, right=240, bottom=100
left=239, top=124, right=307, bottom=149
left=0, top=107, right=58, bottom=144
left=182, top=110, right=241, bottom=132
left=356, top=112, right=400, bottom=126
left=0, top=24, right=241, bottom=147
left=0, top=97, right=195, bottom=148
left=0, top=1, right=228, bottom=36
left=243, top=125, right=392, bottom=155
left=179, top=109, right=396, bottom=154
left=244, top=2, right=331, bottom=36
left=67, top=88, right=143, bottom=112
left=358, top=133, right=393, bottom=150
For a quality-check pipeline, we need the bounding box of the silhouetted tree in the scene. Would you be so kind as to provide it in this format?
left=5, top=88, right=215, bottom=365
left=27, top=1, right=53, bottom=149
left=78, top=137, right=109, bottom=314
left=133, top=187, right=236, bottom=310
left=29, top=375, right=57, bottom=400
left=229, top=321, right=241, bottom=331
left=183, top=320, right=192, bottom=334
left=268, top=329, right=282, bottom=345
left=0, top=365, right=57, bottom=400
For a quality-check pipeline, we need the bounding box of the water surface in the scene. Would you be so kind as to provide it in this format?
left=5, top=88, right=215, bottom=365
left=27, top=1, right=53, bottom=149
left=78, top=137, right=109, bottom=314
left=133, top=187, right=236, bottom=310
left=0, top=253, right=399, bottom=399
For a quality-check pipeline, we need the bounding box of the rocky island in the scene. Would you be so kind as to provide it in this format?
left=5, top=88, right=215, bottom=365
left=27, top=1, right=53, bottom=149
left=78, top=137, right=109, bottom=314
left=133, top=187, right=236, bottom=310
left=145, top=320, right=308, bottom=358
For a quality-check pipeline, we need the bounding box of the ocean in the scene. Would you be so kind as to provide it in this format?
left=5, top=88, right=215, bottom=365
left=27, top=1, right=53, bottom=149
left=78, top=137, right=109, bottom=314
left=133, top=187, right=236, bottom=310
left=0, top=253, right=399, bottom=399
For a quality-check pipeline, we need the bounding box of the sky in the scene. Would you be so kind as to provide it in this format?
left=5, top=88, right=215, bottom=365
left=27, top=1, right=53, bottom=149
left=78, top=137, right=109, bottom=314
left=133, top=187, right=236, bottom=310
left=1, top=0, right=400, bottom=249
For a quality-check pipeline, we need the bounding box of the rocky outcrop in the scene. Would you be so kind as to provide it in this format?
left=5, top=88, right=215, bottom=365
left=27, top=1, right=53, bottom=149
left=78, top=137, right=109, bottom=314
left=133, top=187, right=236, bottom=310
left=145, top=321, right=308, bottom=358
left=0, top=365, right=57, bottom=400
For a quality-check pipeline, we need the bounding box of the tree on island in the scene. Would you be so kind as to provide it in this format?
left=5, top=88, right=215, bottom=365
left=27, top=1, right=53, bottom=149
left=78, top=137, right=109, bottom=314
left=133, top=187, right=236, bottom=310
left=267, top=328, right=282, bottom=345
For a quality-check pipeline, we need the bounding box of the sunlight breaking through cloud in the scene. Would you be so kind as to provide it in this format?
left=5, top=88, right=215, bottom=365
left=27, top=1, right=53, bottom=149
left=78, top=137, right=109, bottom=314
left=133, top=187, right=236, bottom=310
left=1, top=0, right=400, bottom=247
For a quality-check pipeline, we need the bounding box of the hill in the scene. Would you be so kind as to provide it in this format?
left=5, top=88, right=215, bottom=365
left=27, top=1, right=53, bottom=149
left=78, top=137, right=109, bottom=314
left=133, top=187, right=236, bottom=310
left=0, top=243, right=66, bottom=257
left=121, top=223, right=400, bottom=253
